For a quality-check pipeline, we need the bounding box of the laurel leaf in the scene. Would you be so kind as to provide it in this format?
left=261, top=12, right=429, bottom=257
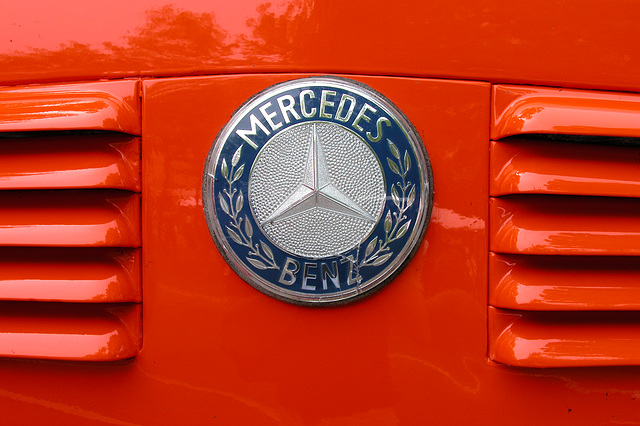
left=247, top=257, right=268, bottom=270
left=232, top=164, right=245, bottom=183
left=384, top=210, right=392, bottom=234
left=391, top=185, right=400, bottom=209
left=404, top=150, right=411, bottom=172
left=221, top=159, right=229, bottom=180
left=365, top=237, right=378, bottom=257
left=261, top=241, right=275, bottom=261
left=387, top=158, right=400, bottom=176
left=219, top=195, right=230, bottom=215
left=396, top=220, right=411, bottom=239
left=232, top=145, right=243, bottom=167
left=244, top=215, right=253, bottom=238
left=226, top=226, right=242, bottom=245
left=407, top=184, right=416, bottom=208
left=372, top=252, right=393, bottom=266
left=235, top=190, right=244, bottom=212
left=387, top=139, right=400, bottom=159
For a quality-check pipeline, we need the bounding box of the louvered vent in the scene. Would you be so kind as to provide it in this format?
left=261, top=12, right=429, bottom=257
left=488, top=85, right=640, bottom=367
left=0, top=80, right=141, bottom=361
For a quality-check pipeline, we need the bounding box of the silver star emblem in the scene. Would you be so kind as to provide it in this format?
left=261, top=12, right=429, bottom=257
left=261, top=123, right=376, bottom=225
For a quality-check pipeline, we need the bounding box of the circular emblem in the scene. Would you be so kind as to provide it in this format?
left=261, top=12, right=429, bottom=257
left=203, top=76, right=433, bottom=305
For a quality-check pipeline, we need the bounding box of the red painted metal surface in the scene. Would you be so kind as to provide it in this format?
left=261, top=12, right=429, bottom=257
left=489, top=85, right=640, bottom=370
left=489, top=307, right=640, bottom=368
left=0, top=78, right=143, bottom=365
left=0, top=77, right=638, bottom=424
left=490, top=196, right=640, bottom=255
left=0, top=80, right=141, bottom=135
left=492, top=85, right=640, bottom=140
left=139, top=74, right=491, bottom=423
left=0, top=190, right=141, bottom=247
left=0, top=248, right=141, bottom=303
left=0, top=0, right=640, bottom=422
left=0, top=302, right=141, bottom=361
left=490, top=139, right=640, bottom=198
left=1, top=1, right=640, bottom=93
left=0, top=134, right=141, bottom=191
left=490, top=253, right=640, bottom=311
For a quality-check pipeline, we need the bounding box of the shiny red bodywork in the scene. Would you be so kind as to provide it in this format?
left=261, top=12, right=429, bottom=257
left=0, top=81, right=142, bottom=362
left=1, top=1, right=639, bottom=93
left=2, top=0, right=640, bottom=424
left=0, top=81, right=141, bottom=134
left=489, top=85, right=640, bottom=369
left=492, top=85, right=640, bottom=140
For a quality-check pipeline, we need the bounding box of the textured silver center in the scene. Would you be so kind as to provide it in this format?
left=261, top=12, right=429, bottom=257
left=249, top=122, right=385, bottom=258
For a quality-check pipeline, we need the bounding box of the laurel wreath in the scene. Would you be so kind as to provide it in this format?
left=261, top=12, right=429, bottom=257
left=353, top=139, right=415, bottom=282
left=217, top=140, right=415, bottom=281
left=218, top=145, right=279, bottom=270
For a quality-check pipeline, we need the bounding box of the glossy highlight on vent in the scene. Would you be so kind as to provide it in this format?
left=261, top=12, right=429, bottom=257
left=0, top=79, right=142, bottom=361
left=489, top=84, right=640, bottom=368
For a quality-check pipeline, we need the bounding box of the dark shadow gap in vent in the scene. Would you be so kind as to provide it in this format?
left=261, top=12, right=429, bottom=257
left=499, top=133, right=640, bottom=146
left=0, top=130, right=129, bottom=139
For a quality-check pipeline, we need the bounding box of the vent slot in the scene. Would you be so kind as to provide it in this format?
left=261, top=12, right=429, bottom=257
left=489, top=307, right=640, bottom=368
left=489, top=85, right=640, bottom=367
left=0, top=80, right=141, bottom=361
left=0, top=80, right=140, bottom=135
left=490, top=195, right=640, bottom=255
left=492, top=85, right=640, bottom=140
left=0, top=190, right=140, bottom=247
left=490, top=253, right=640, bottom=311
left=491, top=139, right=640, bottom=198
left=0, top=302, right=140, bottom=361
left=0, top=247, right=140, bottom=303
left=0, top=133, right=140, bottom=190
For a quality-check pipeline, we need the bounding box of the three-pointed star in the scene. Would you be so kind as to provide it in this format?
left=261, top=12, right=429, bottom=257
left=261, top=124, right=376, bottom=225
